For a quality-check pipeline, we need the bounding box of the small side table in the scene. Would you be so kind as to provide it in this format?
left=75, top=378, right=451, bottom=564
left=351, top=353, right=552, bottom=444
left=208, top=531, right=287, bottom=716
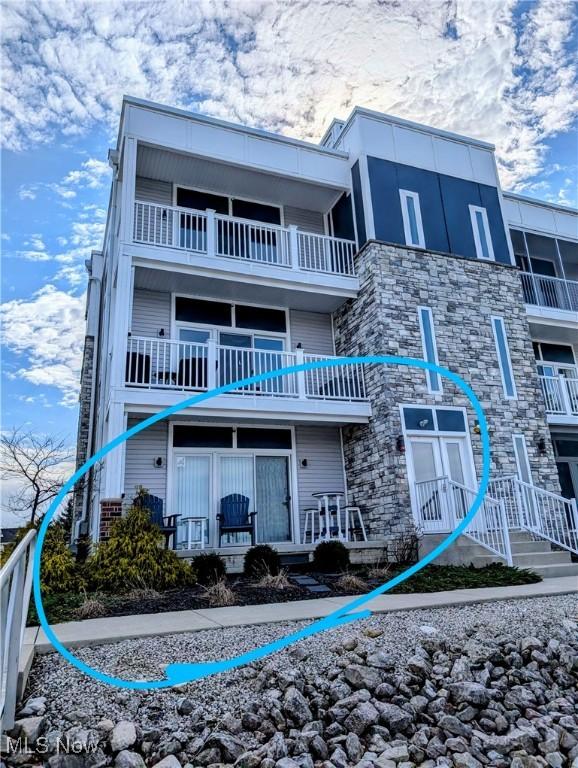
left=180, top=516, right=208, bottom=550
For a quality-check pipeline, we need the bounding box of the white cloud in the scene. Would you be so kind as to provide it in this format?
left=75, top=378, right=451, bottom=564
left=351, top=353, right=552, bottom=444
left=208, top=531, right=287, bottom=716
left=19, top=185, right=37, bottom=200
left=1, top=0, right=576, bottom=189
left=62, top=157, right=110, bottom=189
left=54, top=264, right=87, bottom=288
left=1, top=285, right=86, bottom=407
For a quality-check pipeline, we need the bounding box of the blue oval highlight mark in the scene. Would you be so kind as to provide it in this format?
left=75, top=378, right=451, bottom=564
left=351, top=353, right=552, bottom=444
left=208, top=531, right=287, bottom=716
left=33, top=356, right=491, bottom=689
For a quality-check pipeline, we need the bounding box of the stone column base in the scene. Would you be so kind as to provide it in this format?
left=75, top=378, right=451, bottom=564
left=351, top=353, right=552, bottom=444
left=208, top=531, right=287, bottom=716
left=99, top=498, right=122, bottom=541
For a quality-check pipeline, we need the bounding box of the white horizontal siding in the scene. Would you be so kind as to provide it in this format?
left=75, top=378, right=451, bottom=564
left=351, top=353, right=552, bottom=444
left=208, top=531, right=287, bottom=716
left=295, top=426, right=346, bottom=538
left=284, top=206, right=326, bottom=234
left=135, top=176, right=173, bottom=205
left=124, top=418, right=168, bottom=506
left=131, top=289, right=171, bottom=337
left=289, top=310, right=334, bottom=355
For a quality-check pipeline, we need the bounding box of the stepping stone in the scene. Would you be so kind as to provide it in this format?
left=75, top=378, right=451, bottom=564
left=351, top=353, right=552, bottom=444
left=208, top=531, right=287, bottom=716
left=292, top=576, right=319, bottom=586
left=307, top=585, right=332, bottom=594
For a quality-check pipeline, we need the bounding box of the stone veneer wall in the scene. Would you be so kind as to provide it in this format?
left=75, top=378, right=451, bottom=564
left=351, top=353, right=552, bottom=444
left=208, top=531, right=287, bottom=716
left=72, top=335, right=95, bottom=536
left=333, top=242, right=560, bottom=542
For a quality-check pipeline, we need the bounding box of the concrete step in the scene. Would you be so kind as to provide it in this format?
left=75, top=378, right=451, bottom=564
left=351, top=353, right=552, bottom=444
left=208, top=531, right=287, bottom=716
left=510, top=539, right=554, bottom=554
left=528, top=562, right=578, bottom=579
left=512, top=550, right=572, bottom=567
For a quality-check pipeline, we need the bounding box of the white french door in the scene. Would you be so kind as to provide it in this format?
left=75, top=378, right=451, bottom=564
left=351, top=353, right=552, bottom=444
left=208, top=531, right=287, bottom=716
left=173, top=454, right=212, bottom=546
left=408, top=435, right=475, bottom=532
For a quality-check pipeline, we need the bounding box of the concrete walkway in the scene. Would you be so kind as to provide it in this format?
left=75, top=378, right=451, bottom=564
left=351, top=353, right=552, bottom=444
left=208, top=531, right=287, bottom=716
left=27, top=575, right=577, bottom=654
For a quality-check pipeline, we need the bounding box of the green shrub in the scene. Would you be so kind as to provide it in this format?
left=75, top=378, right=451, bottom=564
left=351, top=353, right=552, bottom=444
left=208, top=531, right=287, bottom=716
left=313, top=540, right=350, bottom=573
left=41, top=525, right=84, bottom=594
left=192, top=552, right=226, bottom=585
left=244, top=544, right=281, bottom=578
left=86, top=507, right=193, bottom=593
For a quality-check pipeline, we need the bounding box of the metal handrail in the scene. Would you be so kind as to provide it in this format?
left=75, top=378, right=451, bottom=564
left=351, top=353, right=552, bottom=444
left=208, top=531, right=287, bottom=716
left=0, top=528, right=37, bottom=730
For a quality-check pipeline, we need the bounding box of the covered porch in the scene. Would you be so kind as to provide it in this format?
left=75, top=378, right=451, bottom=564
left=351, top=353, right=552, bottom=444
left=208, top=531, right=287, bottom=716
left=121, top=415, right=371, bottom=554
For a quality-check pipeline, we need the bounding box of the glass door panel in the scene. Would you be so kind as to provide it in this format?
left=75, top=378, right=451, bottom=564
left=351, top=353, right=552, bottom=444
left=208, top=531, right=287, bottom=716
left=441, top=439, right=470, bottom=523
left=408, top=438, right=446, bottom=531
left=219, top=333, right=252, bottom=390
left=173, top=454, right=211, bottom=547
left=256, top=456, right=291, bottom=542
left=254, top=337, right=284, bottom=394
left=177, top=328, right=210, bottom=389
left=219, top=455, right=255, bottom=545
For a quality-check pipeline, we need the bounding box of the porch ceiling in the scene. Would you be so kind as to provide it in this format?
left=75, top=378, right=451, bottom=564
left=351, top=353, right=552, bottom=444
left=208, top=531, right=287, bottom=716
left=529, top=321, right=578, bottom=344
left=126, top=411, right=362, bottom=428
left=133, top=265, right=353, bottom=312
left=136, top=143, right=345, bottom=212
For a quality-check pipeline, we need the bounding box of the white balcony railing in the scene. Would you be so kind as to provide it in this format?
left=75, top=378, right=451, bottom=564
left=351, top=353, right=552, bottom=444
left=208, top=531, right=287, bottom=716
left=520, top=272, right=578, bottom=313
left=539, top=373, right=578, bottom=417
left=133, top=201, right=357, bottom=277
left=125, top=336, right=367, bottom=403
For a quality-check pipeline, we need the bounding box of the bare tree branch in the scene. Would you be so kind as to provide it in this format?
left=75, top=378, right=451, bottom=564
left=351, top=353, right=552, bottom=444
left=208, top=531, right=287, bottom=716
left=1, top=427, right=73, bottom=524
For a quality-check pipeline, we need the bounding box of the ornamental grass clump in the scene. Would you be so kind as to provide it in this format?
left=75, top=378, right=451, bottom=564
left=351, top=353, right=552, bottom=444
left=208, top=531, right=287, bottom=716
left=86, top=506, right=193, bottom=593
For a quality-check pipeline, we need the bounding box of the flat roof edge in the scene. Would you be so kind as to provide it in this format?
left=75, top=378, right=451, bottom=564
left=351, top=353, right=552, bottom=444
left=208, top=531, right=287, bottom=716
left=503, top=190, right=578, bottom=216
left=338, top=106, right=496, bottom=151
left=121, top=96, right=350, bottom=159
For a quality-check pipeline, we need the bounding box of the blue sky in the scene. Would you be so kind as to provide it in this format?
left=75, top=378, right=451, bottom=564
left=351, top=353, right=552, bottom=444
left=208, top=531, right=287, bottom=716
left=1, top=0, right=577, bottom=523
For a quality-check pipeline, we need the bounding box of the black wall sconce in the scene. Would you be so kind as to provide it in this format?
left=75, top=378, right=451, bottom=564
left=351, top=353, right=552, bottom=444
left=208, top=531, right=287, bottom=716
left=301, top=458, right=308, bottom=467
left=537, top=437, right=547, bottom=454
left=158, top=328, right=165, bottom=337
left=396, top=436, right=405, bottom=454
left=154, top=456, right=164, bottom=468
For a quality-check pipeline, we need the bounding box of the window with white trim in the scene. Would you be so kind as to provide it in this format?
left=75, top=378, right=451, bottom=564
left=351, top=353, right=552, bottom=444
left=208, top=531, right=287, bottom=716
left=418, top=306, right=442, bottom=393
left=492, top=316, right=517, bottom=399
left=400, top=190, right=425, bottom=248
left=469, top=205, right=494, bottom=260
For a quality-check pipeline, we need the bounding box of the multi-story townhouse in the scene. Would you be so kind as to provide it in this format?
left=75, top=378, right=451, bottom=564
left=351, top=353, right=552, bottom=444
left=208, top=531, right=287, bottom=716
left=73, top=97, right=578, bottom=577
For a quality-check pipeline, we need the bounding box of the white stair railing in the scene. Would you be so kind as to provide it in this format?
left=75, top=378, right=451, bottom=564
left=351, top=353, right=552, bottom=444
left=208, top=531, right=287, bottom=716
left=491, top=476, right=578, bottom=555
left=0, top=529, right=37, bottom=730
left=414, top=476, right=512, bottom=564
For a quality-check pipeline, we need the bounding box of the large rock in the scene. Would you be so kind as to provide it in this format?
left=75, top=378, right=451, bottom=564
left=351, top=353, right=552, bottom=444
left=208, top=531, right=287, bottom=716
left=114, top=751, right=146, bottom=768
left=153, top=757, right=182, bottom=768
left=13, top=716, right=45, bottom=746
left=448, top=682, right=491, bottom=707
left=283, top=687, right=313, bottom=727
left=343, top=702, right=379, bottom=735
left=110, top=721, right=137, bottom=752
left=343, top=665, right=382, bottom=691
left=206, top=731, right=247, bottom=762
left=377, top=703, right=413, bottom=733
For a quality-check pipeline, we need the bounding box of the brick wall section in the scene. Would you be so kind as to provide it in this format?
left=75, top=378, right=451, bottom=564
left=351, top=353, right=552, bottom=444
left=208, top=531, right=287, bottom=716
left=99, top=499, right=123, bottom=540
left=333, top=242, right=560, bottom=541
left=72, top=335, right=95, bottom=532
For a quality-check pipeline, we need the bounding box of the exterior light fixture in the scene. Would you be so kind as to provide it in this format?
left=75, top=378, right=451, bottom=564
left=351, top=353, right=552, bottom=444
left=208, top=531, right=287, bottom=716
left=301, top=458, right=308, bottom=467
left=473, top=420, right=481, bottom=434
left=154, top=457, right=164, bottom=468
left=396, top=436, right=405, bottom=453
left=537, top=437, right=547, bottom=454
left=158, top=328, right=165, bottom=337
left=418, top=419, right=429, bottom=429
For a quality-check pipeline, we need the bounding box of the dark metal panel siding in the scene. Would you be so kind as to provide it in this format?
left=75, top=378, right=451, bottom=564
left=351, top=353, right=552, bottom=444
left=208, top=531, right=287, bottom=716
left=284, top=206, right=326, bottom=234
left=396, top=164, right=450, bottom=253
left=289, top=310, right=334, bottom=355
left=439, top=175, right=481, bottom=259
left=479, top=184, right=511, bottom=264
left=367, top=157, right=405, bottom=244
left=351, top=161, right=367, bottom=246
left=330, top=193, right=355, bottom=241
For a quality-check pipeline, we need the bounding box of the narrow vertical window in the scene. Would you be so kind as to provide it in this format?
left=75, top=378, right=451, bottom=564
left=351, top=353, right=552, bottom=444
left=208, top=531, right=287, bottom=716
left=492, top=316, right=517, bottom=399
left=400, top=190, right=425, bottom=248
left=469, top=205, right=494, bottom=260
left=512, top=434, right=532, bottom=486
left=418, top=307, right=442, bottom=393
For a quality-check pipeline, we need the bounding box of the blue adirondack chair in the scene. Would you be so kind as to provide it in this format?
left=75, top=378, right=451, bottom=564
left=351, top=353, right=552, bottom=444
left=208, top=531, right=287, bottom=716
left=133, top=493, right=179, bottom=549
left=217, top=494, right=257, bottom=546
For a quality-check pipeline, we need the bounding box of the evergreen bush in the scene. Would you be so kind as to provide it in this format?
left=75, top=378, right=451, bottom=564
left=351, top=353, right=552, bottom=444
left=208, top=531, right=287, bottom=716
left=192, top=552, right=227, bottom=585
left=243, top=544, right=281, bottom=578
left=313, top=540, right=350, bottom=572
left=86, top=507, right=193, bottom=593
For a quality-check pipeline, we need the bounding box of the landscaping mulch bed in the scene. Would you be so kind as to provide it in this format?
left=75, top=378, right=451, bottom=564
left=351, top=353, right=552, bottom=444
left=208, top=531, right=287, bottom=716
left=30, top=562, right=541, bottom=626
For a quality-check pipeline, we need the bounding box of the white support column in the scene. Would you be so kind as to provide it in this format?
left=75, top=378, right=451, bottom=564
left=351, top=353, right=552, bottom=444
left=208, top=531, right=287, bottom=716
left=559, top=374, right=572, bottom=416
left=295, top=347, right=306, bottom=399
left=109, top=252, right=132, bottom=389
left=119, top=136, right=137, bottom=244
left=207, top=338, right=217, bottom=390
left=289, top=225, right=299, bottom=270
left=206, top=209, right=216, bottom=256
left=102, top=400, right=126, bottom=499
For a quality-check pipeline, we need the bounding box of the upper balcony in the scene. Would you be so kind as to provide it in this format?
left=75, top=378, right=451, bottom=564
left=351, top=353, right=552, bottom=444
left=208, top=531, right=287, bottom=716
left=539, top=368, right=578, bottom=425
left=116, top=100, right=359, bottom=307
left=133, top=200, right=356, bottom=278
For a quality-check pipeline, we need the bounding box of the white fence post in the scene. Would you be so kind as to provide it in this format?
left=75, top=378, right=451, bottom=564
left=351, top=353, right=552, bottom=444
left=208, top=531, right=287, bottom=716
left=207, top=339, right=217, bottom=391
left=206, top=209, right=216, bottom=257
left=295, top=347, right=306, bottom=399
left=289, top=225, right=299, bottom=270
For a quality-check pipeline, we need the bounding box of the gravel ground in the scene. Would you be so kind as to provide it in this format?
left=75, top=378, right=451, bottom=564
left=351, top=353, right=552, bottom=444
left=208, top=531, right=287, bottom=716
left=26, top=594, right=577, bottom=732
